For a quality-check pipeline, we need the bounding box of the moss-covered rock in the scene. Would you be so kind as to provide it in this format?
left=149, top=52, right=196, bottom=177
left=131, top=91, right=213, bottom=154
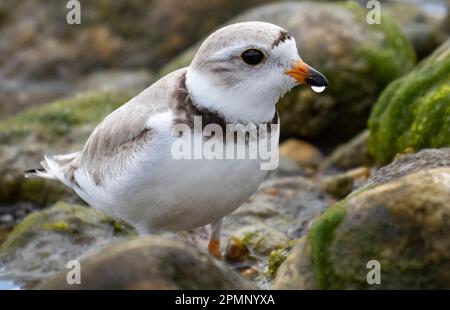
left=38, top=235, right=254, bottom=290
left=368, top=40, right=450, bottom=164
left=0, top=202, right=134, bottom=286
left=266, top=240, right=297, bottom=278
left=0, top=91, right=132, bottom=205
left=161, top=1, right=416, bottom=144
left=273, top=168, right=450, bottom=289
left=0, top=91, right=131, bottom=144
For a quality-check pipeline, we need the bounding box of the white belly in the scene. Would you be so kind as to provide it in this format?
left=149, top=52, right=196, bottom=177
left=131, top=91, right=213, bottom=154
left=85, top=134, right=274, bottom=233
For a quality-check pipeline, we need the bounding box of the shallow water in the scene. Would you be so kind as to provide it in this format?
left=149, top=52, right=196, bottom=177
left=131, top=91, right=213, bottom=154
left=0, top=280, right=20, bottom=290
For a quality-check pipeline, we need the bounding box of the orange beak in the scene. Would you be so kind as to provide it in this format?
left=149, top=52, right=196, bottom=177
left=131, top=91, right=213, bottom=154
left=285, top=60, right=328, bottom=87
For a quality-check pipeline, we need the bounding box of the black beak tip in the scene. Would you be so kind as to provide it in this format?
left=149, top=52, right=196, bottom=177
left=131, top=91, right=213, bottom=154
left=305, top=69, right=329, bottom=87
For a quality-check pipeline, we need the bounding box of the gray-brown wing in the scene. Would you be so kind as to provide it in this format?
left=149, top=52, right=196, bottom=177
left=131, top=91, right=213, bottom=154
left=70, top=68, right=187, bottom=185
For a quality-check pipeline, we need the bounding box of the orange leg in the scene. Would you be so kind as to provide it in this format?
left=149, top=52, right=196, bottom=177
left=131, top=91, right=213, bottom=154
left=208, top=219, right=223, bottom=259
left=208, top=238, right=222, bottom=259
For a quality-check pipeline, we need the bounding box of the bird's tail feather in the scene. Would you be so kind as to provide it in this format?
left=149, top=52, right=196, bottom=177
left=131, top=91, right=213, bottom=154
left=23, top=156, right=58, bottom=180
left=23, top=168, right=55, bottom=179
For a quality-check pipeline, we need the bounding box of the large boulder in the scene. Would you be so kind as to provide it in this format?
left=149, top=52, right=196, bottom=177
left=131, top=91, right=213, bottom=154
left=273, top=167, right=450, bottom=289
left=368, top=39, right=450, bottom=164
left=316, top=0, right=448, bottom=59
left=365, top=148, right=450, bottom=187
left=161, top=1, right=416, bottom=144
left=382, top=0, right=449, bottom=59
left=0, top=202, right=134, bottom=286
left=38, top=236, right=254, bottom=290
left=0, top=91, right=132, bottom=207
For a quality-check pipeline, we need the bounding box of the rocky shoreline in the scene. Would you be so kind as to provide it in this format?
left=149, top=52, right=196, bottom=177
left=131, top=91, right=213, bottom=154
left=0, top=1, right=449, bottom=289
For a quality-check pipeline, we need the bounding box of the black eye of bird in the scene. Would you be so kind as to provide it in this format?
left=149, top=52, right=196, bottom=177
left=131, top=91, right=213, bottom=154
left=240, top=49, right=265, bottom=65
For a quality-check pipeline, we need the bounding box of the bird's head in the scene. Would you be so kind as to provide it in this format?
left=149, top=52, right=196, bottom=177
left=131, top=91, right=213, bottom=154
left=186, top=21, right=328, bottom=123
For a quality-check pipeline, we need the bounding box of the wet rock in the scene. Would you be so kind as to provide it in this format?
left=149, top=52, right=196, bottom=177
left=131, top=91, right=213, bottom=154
left=162, top=1, right=416, bottom=144
left=267, top=156, right=305, bottom=179
left=0, top=202, right=134, bottom=286
left=76, top=70, right=153, bottom=93
left=320, top=130, right=373, bottom=172
left=271, top=236, right=313, bottom=289
left=225, top=237, right=250, bottom=263
left=368, top=39, right=450, bottom=164
left=0, top=80, right=72, bottom=119
left=274, top=168, right=450, bottom=289
left=38, top=235, right=254, bottom=290
left=365, top=148, right=450, bottom=187
left=320, top=166, right=371, bottom=199
left=382, top=0, right=449, bottom=59
left=228, top=223, right=291, bottom=256
left=343, top=0, right=449, bottom=59
left=0, top=91, right=132, bottom=205
left=279, top=139, right=323, bottom=170
left=225, top=176, right=334, bottom=241
left=320, top=174, right=354, bottom=199
left=267, top=241, right=297, bottom=278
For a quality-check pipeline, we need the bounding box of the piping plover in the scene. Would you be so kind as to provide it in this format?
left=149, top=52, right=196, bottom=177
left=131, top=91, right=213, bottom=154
left=25, top=22, right=328, bottom=258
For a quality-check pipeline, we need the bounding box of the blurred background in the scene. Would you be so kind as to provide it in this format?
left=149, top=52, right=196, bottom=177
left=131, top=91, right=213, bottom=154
left=0, top=0, right=448, bottom=290
left=0, top=0, right=447, bottom=119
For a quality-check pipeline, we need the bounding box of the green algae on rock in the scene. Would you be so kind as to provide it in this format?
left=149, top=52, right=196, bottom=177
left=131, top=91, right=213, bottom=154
left=266, top=240, right=297, bottom=278
left=0, top=202, right=134, bottom=255
left=273, top=168, right=450, bottom=289
left=306, top=202, right=347, bottom=289
left=0, top=91, right=132, bottom=205
left=368, top=40, right=450, bottom=164
left=0, top=91, right=132, bottom=144
left=0, top=202, right=134, bottom=287
left=228, top=223, right=291, bottom=256
left=161, top=1, right=416, bottom=144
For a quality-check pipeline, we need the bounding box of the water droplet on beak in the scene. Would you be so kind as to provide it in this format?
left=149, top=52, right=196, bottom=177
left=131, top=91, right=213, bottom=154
left=311, top=85, right=326, bottom=93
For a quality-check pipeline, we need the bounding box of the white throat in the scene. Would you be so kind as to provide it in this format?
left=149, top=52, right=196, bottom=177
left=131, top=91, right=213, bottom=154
left=185, top=68, right=278, bottom=123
